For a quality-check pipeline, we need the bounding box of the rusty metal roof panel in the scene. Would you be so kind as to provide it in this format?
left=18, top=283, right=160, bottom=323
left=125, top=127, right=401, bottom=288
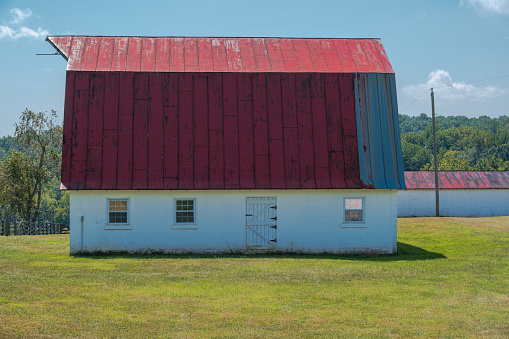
left=404, top=171, right=509, bottom=189
left=47, top=36, right=394, bottom=73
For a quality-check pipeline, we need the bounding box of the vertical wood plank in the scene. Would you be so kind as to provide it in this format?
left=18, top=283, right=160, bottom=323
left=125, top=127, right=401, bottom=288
left=339, top=74, right=357, bottom=136
left=85, top=73, right=104, bottom=188
left=101, top=130, right=118, bottom=189
left=103, top=73, right=119, bottom=131
left=70, top=72, right=89, bottom=189
left=179, top=73, right=194, bottom=189
left=312, top=95, right=330, bottom=188
left=87, top=73, right=104, bottom=146
left=267, top=74, right=283, bottom=140
left=239, top=100, right=254, bottom=188
left=238, top=73, right=252, bottom=101
left=148, top=73, right=164, bottom=189
left=117, top=72, right=134, bottom=189
left=132, top=72, right=148, bottom=189
left=208, top=73, right=223, bottom=131
left=281, top=74, right=297, bottom=127
left=209, top=131, right=224, bottom=189
left=269, top=139, right=285, bottom=188
left=224, top=115, right=239, bottom=188
left=194, top=146, right=209, bottom=189
left=223, top=73, right=238, bottom=115
left=283, top=127, right=300, bottom=188
left=194, top=75, right=208, bottom=147
left=253, top=77, right=270, bottom=188
left=163, top=74, right=179, bottom=188
left=296, top=74, right=315, bottom=188
left=61, top=71, right=75, bottom=188
left=325, top=74, right=346, bottom=188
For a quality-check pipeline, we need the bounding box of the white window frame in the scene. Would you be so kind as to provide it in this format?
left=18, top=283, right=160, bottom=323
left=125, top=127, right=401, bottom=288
left=105, top=198, right=131, bottom=230
left=343, top=197, right=365, bottom=226
left=172, top=198, right=198, bottom=230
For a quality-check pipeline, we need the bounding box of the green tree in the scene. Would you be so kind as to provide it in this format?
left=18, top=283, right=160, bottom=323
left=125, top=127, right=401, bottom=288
left=0, top=109, right=62, bottom=222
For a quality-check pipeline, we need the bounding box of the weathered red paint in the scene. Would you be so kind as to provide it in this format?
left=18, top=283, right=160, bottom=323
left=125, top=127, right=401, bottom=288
left=49, top=36, right=400, bottom=191
left=405, top=171, right=509, bottom=189
left=47, top=36, right=394, bottom=73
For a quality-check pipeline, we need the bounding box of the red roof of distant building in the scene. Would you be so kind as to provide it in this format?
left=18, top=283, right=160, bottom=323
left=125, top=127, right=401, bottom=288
left=405, top=171, right=509, bottom=189
left=47, top=36, right=394, bottom=74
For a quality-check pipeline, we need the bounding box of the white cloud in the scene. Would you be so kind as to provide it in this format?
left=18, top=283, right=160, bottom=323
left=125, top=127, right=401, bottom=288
left=1, top=7, right=48, bottom=40
left=460, top=0, right=509, bottom=15
left=403, top=70, right=506, bottom=102
left=0, top=25, right=48, bottom=40
left=9, top=7, right=32, bottom=25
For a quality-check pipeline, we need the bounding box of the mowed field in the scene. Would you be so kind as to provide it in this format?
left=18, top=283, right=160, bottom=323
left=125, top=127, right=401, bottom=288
left=0, top=217, right=508, bottom=338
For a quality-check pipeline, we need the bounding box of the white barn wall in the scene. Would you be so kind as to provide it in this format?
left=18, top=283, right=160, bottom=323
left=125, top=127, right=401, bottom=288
left=398, top=189, right=509, bottom=217
left=70, top=189, right=398, bottom=254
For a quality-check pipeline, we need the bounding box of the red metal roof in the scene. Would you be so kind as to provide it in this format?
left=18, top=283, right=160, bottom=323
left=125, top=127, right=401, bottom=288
left=405, top=171, right=509, bottom=189
left=47, top=36, right=393, bottom=73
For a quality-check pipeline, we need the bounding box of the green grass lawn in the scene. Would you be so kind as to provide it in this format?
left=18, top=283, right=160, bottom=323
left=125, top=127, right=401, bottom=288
left=0, top=217, right=508, bottom=338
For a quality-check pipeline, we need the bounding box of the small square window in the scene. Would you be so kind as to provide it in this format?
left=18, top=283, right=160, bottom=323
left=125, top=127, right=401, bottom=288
left=344, top=198, right=364, bottom=222
left=175, top=199, right=195, bottom=224
left=108, top=199, right=128, bottom=224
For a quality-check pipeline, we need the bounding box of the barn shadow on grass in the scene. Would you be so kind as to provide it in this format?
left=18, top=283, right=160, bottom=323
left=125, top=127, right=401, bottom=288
left=73, top=242, right=445, bottom=261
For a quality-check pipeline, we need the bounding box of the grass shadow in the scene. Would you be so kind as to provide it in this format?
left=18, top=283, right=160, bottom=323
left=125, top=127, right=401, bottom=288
left=72, top=242, right=446, bottom=262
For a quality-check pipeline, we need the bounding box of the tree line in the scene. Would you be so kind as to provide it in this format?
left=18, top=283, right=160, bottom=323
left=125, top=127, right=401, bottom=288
left=400, top=113, right=509, bottom=171
left=1, top=110, right=508, bottom=225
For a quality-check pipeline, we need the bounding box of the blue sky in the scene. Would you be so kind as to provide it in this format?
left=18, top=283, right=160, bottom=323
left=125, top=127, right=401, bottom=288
left=0, top=0, right=508, bottom=136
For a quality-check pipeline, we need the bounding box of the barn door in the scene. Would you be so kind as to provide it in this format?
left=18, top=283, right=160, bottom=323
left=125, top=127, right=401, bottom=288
left=246, top=197, right=277, bottom=252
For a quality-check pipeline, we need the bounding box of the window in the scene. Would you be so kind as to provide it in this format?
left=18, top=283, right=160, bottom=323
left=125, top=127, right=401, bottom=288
left=175, top=199, right=195, bottom=224
left=108, top=199, right=128, bottom=224
left=344, top=198, right=364, bottom=222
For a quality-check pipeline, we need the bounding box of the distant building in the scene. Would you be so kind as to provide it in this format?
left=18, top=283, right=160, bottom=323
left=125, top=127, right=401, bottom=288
left=398, top=171, right=509, bottom=217
left=48, top=36, right=405, bottom=254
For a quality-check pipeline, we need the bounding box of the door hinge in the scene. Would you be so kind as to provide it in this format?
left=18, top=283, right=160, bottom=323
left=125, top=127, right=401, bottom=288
left=246, top=214, right=253, bottom=216
left=270, top=225, right=277, bottom=229
left=270, top=238, right=277, bottom=243
left=270, top=216, right=277, bottom=221
left=270, top=206, right=277, bottom=209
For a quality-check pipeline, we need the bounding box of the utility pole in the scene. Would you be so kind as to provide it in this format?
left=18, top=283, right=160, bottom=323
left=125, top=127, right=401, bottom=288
left=431, top=88, right=439, bottom=217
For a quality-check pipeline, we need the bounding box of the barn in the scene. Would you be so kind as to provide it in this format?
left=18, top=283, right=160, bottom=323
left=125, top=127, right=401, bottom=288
left=399, top=171, right=509, bottom=217
left=47, top=36, right=405, bottom=254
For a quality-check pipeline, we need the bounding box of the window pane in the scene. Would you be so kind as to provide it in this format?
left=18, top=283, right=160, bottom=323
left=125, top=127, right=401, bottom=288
left=176, top=199, right=195, bottom=223
left=345, top=210, right=363, bottom=222
left=345, top=198, right=362, bottom=210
